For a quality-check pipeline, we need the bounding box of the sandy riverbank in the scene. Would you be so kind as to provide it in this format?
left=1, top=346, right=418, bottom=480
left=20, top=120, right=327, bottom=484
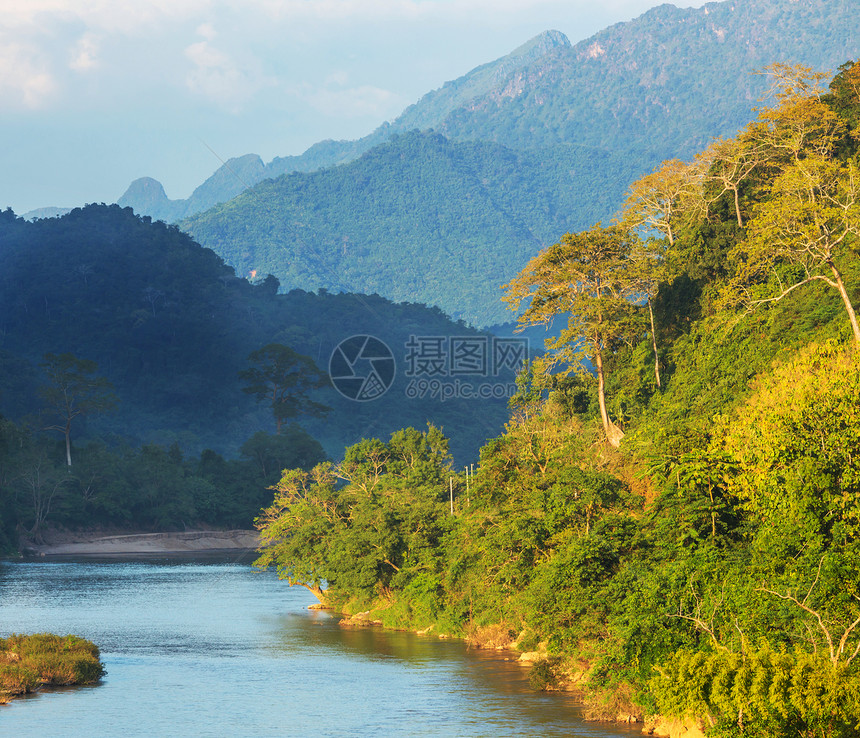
left=20, top=530, right=260, bottom=557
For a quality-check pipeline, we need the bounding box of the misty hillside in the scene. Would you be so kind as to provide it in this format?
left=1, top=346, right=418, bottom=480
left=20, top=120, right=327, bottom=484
left=0, top=205, right=513, bottom=462
left=121, top=0, right=859, bottom=224
left=180, top=131, right=633, bottom=325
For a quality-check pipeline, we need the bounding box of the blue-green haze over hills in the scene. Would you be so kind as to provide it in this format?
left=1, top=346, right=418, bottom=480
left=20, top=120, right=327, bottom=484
left=116, top=0, right=860, bottom=326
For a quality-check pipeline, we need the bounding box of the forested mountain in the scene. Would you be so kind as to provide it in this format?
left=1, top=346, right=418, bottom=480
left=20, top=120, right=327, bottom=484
left=161, top=0, right=860, bottom=325
left=121, top=0, right=860, bottom=224
left=0, top=205, right=512, bottom=463
left=416, top=0, right=857, bottom=157
left=181, top=132, right=632, bottom=325
left=0, top=204, right=524, bottom=546
left=255, top=61, right=860, bottom=736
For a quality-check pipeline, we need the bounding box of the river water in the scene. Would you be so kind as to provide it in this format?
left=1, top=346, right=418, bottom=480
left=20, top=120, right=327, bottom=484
left=0, top=556, right=641, bottom=737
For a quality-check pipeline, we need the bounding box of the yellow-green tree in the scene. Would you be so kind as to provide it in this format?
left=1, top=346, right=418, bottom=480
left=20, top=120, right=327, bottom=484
left=704, top=135, right=767, bottom=227
left=618, top=156, right=710, bottom=388
left=750, top=64, right=843, bottom=165
left=620, top=157, right=708, bottom=249
left=717, top=342, right=860, bottom=541
left=732, top=154, right=860, bottom=344
left=503, top=224, right=641, bottom=447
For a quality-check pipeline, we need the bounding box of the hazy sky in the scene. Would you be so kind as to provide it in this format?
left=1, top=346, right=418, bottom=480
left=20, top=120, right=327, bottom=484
left=0, top=0, right=706, bottom=214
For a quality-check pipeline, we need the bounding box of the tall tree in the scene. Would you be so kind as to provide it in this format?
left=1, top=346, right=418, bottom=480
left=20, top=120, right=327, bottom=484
left=750, top=64, right=844, bottom=167
left=705, top=135, right=767, bottom=227
left=16, top=449, right=70, bottom=544
left=39, top=353, right=116, bottom=467
left=731, top=154, right=860, bottom=344
left=626, top=236, right=673, bottom=389
left=619, top=157, right=708, bottom=388
left=503, top=224, right=641, bottom=447
left=620, top=158, right=708, bottom=249
left=239, top=344, right=329, bottom=433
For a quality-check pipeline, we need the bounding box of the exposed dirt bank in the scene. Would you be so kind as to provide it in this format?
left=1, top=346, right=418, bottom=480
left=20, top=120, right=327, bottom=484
left=19, top=529, right=260, bottom=557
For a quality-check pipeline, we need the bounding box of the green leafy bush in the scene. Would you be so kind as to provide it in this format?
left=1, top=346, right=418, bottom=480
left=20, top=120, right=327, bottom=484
left=528, top=658, right=560, bottom=691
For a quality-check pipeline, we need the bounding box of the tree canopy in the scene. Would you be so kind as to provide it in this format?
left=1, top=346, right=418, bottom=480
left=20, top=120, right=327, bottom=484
left=239, top=343, right=330, bottom=433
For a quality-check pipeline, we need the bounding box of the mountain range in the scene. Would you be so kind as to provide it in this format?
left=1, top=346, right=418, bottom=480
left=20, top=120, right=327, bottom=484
left=119, top=0, right=859, bottom=218
left=40, top=0, right=860, bottom=325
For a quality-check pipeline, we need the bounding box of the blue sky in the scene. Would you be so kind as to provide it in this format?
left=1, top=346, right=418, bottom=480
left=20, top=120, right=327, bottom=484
left=0, top=0, right=706, bottom=214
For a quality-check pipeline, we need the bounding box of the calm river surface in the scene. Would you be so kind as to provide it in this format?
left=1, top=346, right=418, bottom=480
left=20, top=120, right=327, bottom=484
left=0, top=556, right=641, bottom=737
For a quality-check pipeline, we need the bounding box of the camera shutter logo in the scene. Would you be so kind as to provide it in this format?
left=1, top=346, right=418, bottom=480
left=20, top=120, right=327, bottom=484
left=329, top=335, right=396, bottom=401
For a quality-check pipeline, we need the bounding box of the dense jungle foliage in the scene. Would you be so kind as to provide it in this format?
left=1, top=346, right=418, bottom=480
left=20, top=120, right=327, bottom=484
left=256, top=62, right=860, bottom=736
left=0, top=205, right=518, bottom=548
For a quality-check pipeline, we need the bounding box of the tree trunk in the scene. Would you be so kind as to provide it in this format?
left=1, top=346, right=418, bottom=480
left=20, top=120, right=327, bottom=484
left=306, top=584, right=328, bottom=606
left=648, top=297, right=662, bottom=389
left=64, top=420, right=72, bottom=467
left=594, top=342, right=624, bottom=448
left=830, top=261, right=860, bottom=345
left=733, top=186, right=744, bottom=227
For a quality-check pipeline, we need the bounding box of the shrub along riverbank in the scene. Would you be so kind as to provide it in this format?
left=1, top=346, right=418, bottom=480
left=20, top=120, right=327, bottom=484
left=0, top=634, right=105, bottom=704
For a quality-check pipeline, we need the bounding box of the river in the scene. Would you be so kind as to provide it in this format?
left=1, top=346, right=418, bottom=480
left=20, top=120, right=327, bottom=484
left=0, top=555, right=642, bottom=737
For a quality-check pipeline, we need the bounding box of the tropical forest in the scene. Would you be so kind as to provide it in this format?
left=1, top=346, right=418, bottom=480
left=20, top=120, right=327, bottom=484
left=253, top=62, right=860, bottom=735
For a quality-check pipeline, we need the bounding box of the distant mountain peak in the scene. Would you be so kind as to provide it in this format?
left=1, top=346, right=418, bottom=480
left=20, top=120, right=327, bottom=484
left=389, top=29, right=571, bottom=134
left=118, top=177, right=169, bottom=206
left=116, top=156, right=268, bottom=223
left=509, top=29, right=571, bottom=57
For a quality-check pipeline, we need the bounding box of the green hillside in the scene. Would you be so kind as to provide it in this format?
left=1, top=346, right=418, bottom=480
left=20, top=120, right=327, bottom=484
left=0, top=203, right=526, bottom=546
left=182, top=132, right=632, bottom=326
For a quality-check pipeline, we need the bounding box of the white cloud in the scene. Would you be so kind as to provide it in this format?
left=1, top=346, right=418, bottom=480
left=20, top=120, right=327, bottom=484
left=0, top=0, right=706, bottom=32
left=0, top=42, right=57, bottom=109
left=0, top=1, right=213, bottom=34
left=69, top=33, right=100, bottom=71
left=244, top=0, right=699, bottom=25
left=195, top=22, right=218, bottom=41
left=184, top=29, right=272, bottom=112
left=325, top=70, right=351, bottom=87
left=0, top=1, right=211, bottom=110
left=247, top=0, right=426, bottom=22
left=185, top=40, right=243, bottom=107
